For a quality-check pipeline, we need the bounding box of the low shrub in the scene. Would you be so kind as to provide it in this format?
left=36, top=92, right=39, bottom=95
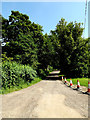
left=47, top=65, right=54, bottom=73
left=2, top=61, right=37, bottom=89
left=37, top=69, right=48, bottom=79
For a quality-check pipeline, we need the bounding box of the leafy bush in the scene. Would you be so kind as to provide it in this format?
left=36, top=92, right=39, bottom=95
left=37, top=69, right=49, bottom=79
left=2, top=61, right=37, bottom=89
left=2, top=52, right=13, bottom=63
left=47, top=65, right=53, bottom=72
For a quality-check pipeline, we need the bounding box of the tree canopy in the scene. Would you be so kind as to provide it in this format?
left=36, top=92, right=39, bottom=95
left=2, top=11, right=89, bottom=78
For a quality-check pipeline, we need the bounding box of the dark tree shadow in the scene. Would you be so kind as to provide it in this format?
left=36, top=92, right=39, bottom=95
left=46, top=76, right=60, bottom=80
left=45, top=71, right=61, bottom=81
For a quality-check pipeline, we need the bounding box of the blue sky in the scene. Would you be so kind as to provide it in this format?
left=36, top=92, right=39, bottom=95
left=2, top=2, right=88, bottom=38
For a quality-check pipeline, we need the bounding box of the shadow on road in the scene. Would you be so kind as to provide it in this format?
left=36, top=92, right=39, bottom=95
left=45, top=71, right=61, bottom=81
left=47, top=73, right=60, bottom=76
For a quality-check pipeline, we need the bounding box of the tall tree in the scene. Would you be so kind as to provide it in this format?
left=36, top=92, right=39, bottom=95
left=51, top=18, right=88, bottom=77
left=2, top=11, right=43, bottom=69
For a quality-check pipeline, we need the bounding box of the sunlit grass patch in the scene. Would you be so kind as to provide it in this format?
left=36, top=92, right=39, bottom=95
left=66, top=78, right=88, bottom=87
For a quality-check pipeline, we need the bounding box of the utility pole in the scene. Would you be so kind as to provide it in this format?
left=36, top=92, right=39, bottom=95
left=83, top=0, right=88, bottom=38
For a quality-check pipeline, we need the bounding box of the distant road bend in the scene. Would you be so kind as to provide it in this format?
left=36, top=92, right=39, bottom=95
left=1, top=71, right=88, bottom=118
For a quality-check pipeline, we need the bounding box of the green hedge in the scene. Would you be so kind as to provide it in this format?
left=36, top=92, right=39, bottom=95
left=2, top=61, right=37, bottom=89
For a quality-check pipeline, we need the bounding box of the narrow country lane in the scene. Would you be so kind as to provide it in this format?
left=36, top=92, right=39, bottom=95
left=1, top=71, right=88, bottom=118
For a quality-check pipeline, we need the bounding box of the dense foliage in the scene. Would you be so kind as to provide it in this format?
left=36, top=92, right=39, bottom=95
left=50, top=19, right=89, bottom=77
left=1, top=10, right=89, bottom=90
left=2, top=61, right=37, bottom=89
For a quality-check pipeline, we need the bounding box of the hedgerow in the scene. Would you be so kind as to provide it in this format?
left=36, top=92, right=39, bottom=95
left=2, top=61, right=37, bottom=89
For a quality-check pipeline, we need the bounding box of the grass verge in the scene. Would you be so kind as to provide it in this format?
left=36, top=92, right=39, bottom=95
left=66, top=78, right=88, bottom=87
left=59, top=74, right=88, bottom=87
left=59, top=75, right=65, bottom=77
left=0, top=77, right=42, bottom=94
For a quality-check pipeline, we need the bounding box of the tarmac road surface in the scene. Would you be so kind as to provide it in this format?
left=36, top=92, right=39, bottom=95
left=1, top=71, right=88, bottom=118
